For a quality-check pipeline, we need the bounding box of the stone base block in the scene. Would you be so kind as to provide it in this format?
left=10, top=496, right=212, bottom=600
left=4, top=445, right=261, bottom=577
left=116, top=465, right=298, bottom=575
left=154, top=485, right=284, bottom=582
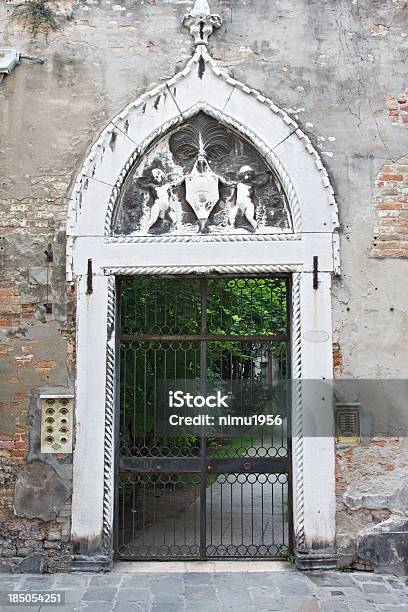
left=295, top=549, right=337, bottom=571
left=71, top=555, right=112, bottom=573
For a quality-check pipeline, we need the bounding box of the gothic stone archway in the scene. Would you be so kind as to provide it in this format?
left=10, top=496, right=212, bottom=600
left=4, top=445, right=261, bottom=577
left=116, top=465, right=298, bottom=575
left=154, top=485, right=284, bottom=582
left=67, top=1, right=339, bottom=571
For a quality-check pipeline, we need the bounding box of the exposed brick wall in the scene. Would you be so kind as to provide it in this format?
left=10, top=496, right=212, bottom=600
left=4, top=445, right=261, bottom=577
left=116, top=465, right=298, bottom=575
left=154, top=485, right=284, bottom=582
left=0, top=227, right=75, bottom=573
left=333, top=342, right=342, bottom=377
left=0, top=435, right=72, bottom=573
left=371, top=155, right=408, bottom=258
left=385, top=88, right=408, bottom=126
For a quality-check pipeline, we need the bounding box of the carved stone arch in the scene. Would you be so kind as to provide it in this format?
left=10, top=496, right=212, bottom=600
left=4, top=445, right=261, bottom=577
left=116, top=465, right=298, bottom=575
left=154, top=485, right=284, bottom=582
left=66, top=49, right=339, bottom=278
left=68, top=4, right=339, bottom=572
left=109, top=109, right=295, bottom=238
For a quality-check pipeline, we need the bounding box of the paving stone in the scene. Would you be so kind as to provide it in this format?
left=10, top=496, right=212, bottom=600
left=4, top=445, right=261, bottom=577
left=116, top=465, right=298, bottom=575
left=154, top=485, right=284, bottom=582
left=346, top=604, right=374, bottom=612
left=24, top=576, right=57, bottom=589
left=184, top=584, right=217, bottom=599
left=361, top=582, right=390, bottom=593
left=256, top=608, right=290, bottom=612
left=149, top=575, right=183, bottom=585
left=314, top=587, right=365, bottom=600
left=276, top=579, right=313, bottom=596
left=251, top=595, right=291, bottom=610
left=0, top=582, right=19, bottom=592
left=113, top=603, right=144, bottom=612
left=1, top=576, right=21, bottom=583
left=283, top=596, right=320, bottom=612
left=306, top=572, right=356, bottom=588
left=0, top=607, right=41, bottom=612
left=89, top=575, right=123, bottom=587
left=183, top=572, right=214, bottom=585
left=63, top=588, right=88, bottom=604
left=214, top=573, right=252, bottom=588
left=219, top=605, right=255, bottom=612
left=3, top=569, right=407, bottom=611
left=115, top=588, right=150, bottom=602
left=149, top=573, right=183, bottom=581
left=150, top=581, right=184, bottom=597
left=151, top=595, right=185, bottom=611
left=185, top=601, right=220, bottom=612
left=82, top=587, right=117, bottom=601
left=364, top=593, right=400, bottom=605
left=216, top=587, right=252, bottom=606
left=248, top=585, right=280, bottom=597
left=385, top=578, right=404, bottom=589
left=245, top=573, right=281, bottom=586
left=318, top=600, right=350, bottom=612
left=54, top=575, right=90, bottom=588
left=352, top=573, right=385, bottom=583
left=122, top=575, right=155, bottom=587
left=40, top=606, right=78, bottom=612
left=76, top=604, right=113, bottom=612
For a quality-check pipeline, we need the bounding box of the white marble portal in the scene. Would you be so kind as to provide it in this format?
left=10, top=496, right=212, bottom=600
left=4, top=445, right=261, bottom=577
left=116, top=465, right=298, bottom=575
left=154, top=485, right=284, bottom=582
left=68, top=0, right=339, bottom=570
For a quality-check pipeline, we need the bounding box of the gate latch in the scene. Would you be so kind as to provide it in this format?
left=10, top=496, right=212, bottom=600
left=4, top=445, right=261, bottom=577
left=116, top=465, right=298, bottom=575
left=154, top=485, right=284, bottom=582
left=243, top=461, right=251, bottom=471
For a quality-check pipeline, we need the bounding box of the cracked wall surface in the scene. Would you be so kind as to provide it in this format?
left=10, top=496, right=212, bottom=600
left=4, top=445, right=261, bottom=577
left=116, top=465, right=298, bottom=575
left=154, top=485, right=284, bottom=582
left=0, top=0, right=408, bottom=572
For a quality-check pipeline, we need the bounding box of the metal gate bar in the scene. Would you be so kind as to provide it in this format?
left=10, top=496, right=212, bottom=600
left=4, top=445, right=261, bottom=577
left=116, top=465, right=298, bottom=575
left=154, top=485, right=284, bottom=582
left=115, top=276, right=292, bottom=560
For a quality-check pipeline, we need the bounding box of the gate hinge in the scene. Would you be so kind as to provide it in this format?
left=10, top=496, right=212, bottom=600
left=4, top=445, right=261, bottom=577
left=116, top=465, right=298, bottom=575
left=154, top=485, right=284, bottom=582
left=86, top=258, right=93, bottom=294
left=313, top=256, right=319, bottom=290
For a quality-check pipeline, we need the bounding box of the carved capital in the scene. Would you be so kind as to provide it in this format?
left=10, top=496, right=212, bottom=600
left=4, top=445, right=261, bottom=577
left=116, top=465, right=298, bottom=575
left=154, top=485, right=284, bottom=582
left=183, top=0, right=222, bottom=46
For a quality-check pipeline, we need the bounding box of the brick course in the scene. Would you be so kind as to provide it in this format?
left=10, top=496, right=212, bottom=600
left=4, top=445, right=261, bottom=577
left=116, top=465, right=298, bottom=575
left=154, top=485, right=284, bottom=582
left=371, top=155, right=408, bottom=258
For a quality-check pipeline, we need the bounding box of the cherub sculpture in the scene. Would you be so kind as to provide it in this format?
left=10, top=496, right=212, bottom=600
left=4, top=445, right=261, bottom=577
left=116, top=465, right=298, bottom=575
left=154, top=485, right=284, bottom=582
left=137, top=168, right=181, bottom=232
left=228, top=165, right=270, bottom=230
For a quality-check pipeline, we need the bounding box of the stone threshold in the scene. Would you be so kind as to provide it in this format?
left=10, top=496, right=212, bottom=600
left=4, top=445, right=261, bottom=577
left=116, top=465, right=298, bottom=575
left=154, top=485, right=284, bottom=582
left=112, top=561, right=294, bottom=573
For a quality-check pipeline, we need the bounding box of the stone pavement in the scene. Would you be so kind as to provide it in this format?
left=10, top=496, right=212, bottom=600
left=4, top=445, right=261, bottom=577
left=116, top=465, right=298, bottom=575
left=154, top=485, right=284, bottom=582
left=0, top=562, right=408, bottom=612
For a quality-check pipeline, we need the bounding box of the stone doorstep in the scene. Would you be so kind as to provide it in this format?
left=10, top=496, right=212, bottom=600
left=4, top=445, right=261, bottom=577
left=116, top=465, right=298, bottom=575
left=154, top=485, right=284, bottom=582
left=112, top=561, right=294, bottom=573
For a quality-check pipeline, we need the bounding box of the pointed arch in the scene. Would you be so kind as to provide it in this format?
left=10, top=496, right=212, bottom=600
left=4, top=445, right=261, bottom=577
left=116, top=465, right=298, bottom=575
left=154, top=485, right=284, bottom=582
left=66, top=49, right=339, bottom=280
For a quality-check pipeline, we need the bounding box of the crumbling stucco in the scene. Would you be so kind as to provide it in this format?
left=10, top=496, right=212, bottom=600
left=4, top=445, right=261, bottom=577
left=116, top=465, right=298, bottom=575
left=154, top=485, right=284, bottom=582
left=14, top=461, right=69, bottom=522
left=337, top=438, right=408, bottom=574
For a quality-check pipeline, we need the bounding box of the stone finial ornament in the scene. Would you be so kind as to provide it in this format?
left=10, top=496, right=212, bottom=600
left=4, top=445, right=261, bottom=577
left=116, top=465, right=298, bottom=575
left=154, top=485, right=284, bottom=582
left=183, top=0, right=222, bottom=47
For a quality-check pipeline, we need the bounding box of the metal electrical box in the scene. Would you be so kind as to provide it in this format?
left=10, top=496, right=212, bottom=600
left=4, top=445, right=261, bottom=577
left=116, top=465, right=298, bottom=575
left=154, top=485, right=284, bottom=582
left=40, top=395, right=74, bottom=454
left=0, top=49, right=20, bottom=75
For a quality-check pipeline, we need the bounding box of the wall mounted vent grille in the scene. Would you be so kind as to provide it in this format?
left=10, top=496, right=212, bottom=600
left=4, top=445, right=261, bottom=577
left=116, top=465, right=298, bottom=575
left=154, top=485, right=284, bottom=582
left=335, top=405, right=360, bottom=445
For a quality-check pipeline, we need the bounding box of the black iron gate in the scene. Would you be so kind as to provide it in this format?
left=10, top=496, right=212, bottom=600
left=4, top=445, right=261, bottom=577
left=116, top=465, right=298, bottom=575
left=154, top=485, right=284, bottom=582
left=115, top=276, right=292, bottom=560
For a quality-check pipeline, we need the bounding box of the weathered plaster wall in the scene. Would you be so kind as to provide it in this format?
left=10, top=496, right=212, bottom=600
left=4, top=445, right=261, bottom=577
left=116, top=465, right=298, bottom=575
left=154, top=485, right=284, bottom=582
left=0, top=0, right=407, bottom=572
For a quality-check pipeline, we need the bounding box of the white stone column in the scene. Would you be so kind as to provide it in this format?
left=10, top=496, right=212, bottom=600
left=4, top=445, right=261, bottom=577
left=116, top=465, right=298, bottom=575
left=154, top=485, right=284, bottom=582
left=293, top=271, right=336, bottom=569
left=71, top=274, right=111, bottom=570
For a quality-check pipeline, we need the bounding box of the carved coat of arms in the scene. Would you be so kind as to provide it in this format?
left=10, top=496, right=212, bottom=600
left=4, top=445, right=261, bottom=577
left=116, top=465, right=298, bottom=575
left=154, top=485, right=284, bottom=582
left=184, top=155, right=220, bottom=231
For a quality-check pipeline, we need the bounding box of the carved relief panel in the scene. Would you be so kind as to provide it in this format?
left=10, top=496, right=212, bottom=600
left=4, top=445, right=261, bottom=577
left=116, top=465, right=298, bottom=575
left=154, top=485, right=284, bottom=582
left=112, top=113, right=293, bottom=236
